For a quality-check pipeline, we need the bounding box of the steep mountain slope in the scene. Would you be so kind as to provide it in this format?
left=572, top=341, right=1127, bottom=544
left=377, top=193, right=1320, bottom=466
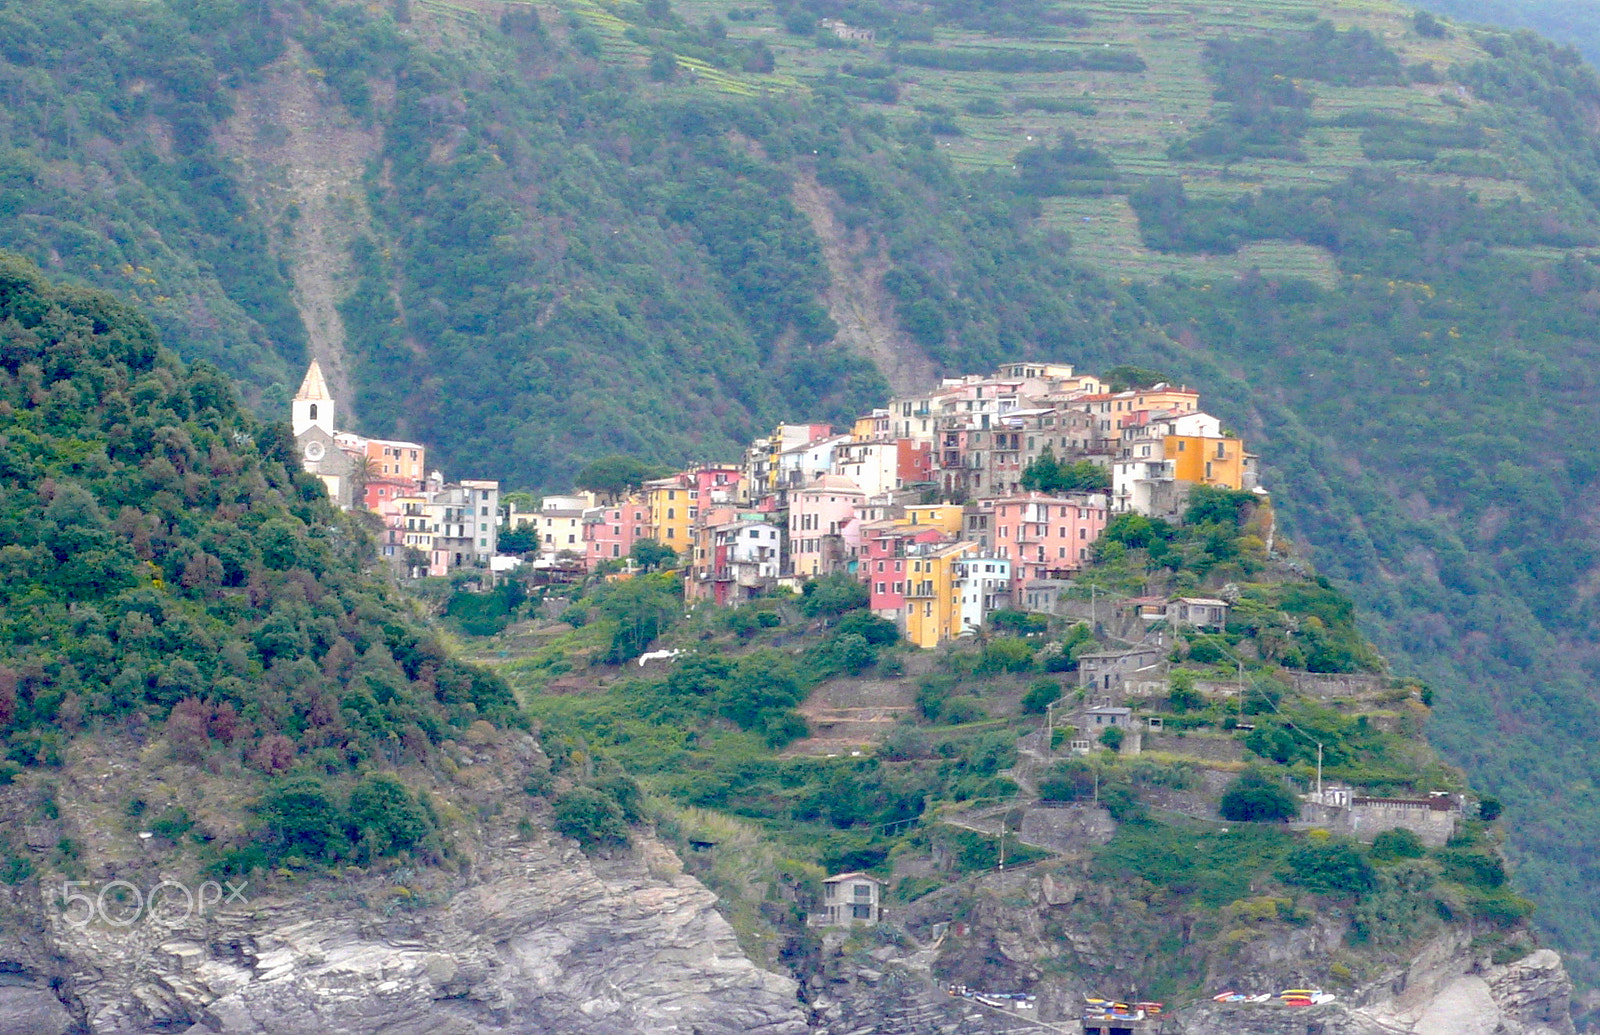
left=7, top=0, right=1600, bottom=993
left=0, top=256, right=807, bottom=1034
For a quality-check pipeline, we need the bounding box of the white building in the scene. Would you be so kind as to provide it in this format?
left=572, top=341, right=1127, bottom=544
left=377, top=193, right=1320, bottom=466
left=953, top=555, right=1013, bottom=635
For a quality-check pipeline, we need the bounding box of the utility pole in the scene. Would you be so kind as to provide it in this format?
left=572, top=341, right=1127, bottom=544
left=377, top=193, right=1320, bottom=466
left=1317, top=742, right=1324, bottom=801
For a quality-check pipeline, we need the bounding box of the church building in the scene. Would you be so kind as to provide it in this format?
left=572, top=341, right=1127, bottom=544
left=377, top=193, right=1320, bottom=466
left=292, top=360, right=358, bottom=509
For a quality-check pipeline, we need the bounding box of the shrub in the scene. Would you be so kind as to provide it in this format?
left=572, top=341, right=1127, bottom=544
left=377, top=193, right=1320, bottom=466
left=1219, top=768, right=1301, bottom=822
left=834, top=611, right=898, bottom=644
left=259, top=777, right=348, bottom=863
left=591, top=774, right=645, bottom=823
left=1437, top=847, right=1507, bottom=889
left=553, top=787, right=629, bottom=850
left=348, top=774, right=433, bottom=859
left=940, top=697, right=988, bottom=724
left=1281, top=839, right=1376, bottom=896
left=1038, top=759, right=1096, bottom=802
left=1371, top=827, right=1426, bottom=861
left=800, top=574, right=869, bottom=617
left=1021, top=679, right=1061, bottom=715
left=1099, top=726, right=1125, bottom=751
left=976, top=637, right=1035, bottom=674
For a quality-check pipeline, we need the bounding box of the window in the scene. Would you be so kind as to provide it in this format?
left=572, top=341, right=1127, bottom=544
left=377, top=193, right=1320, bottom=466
left=667, top=508, right=675, bottom=519
left=876, top=582, right=886, bottom=594
left=666, top=528, right=675, bottom=539
left=308, top=403, right=318, bottom=420
left=481, top=506, right=489, bottom=516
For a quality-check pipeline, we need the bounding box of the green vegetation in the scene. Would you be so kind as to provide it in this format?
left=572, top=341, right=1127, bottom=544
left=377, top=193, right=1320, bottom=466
left=4, top=0, right=1599, bottom=987
left=1019, top=448, right=1111, bottom=493
left=0, top=256, right=515, bottom=874
left=1219, top=767, right=1301, bottom=822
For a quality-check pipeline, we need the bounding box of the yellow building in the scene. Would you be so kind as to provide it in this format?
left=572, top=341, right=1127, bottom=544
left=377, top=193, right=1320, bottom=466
left=644, top=476, right=697, bottom=552
left=904, top=541, right=978, bottom=649
left=851, top=410, right=892, bottom=441
left=901, top=504, right=964, bottom=536
left=1167, top=434, right=1246, bottom=490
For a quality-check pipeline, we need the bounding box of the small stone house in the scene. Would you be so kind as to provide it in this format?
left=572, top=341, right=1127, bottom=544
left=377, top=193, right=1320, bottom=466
left=1166, top=597, right=1229, bottom=629
left=1083, top=706, right=1132, bottom=729
left=1077, top=645, right=1165, bottom=690
left=818, top=872, right=885, bottom=926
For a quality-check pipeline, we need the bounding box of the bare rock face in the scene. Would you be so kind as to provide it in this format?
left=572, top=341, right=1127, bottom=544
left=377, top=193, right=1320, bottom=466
left=4, top=832, right=806, bottom=1035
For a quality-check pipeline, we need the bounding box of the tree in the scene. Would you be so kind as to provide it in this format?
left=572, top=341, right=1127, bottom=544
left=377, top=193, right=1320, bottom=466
left=1168, top=670, right=1204, bottom=712
left=1020, top=448, right=1111, bottom=494
left=1219, top=767, right=1301, bottom=822
left=574, top=456, right=667, bottom=501
left=630, top=539, right=678, bottom=571
left=1185, top=484, right=1255, bottom=527
left=1099, top=726, right=1125, bottom=751
left=1102, top=365, right=1169, bottom=391
left=799, top=574, right=868, bottom=617
left=1022, top=679, right=1061, bottom=715
left=499, top=524, right=540, bottom=554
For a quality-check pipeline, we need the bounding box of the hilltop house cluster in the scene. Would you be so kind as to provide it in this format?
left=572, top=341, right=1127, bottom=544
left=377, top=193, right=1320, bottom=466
left=291, top=361, right=500, bottom=577
left=534, top=361, right=1261, bottom=648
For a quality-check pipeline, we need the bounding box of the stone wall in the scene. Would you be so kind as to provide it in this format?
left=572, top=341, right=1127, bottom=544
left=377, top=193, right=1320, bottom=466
left=1289, top=673, right=1389, bottom=699
left=1143, top=731, right=1246, bottom=762
left=1298, top=801, right=1458, bottom=847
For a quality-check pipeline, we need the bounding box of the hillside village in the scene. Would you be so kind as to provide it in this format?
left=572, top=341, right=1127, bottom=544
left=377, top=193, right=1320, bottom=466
left=293, top=359, right=1263, bottom=650
left=291, top=360, right=1508, bottom=865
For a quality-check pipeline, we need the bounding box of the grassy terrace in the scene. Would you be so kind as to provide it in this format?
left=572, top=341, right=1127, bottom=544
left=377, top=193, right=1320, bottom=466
left=528, top=0, right=1572, bottom=282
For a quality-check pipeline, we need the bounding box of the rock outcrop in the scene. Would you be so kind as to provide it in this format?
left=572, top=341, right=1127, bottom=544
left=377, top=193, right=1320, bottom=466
left=0, top=830, right=806, bottom=1035
left=798, top=866, right=1576, bottom=1035
left=0, top=728, right=808, bottom=1035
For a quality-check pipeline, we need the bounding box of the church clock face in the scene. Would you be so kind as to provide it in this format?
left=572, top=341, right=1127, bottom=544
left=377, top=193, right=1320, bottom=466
left=303, top=440, right=326, bottom=462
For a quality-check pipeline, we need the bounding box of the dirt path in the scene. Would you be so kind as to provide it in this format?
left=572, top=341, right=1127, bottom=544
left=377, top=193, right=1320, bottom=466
left=215, top=42, right=383, bottom=413
left=791, top=170, right=940, bottom=396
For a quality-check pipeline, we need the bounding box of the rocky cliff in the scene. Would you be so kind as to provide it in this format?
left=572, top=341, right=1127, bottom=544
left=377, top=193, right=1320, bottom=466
left=801, top=864, right=1576, bottom=1035
left=0, top=732, right=808, bottom=1035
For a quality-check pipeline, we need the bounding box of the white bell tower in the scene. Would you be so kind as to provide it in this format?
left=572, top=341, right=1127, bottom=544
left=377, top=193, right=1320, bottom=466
left=292, top=360, right=334, bottom=437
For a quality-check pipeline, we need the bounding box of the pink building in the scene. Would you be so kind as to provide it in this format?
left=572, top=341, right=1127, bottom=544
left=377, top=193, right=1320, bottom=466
left=984, top=492, right=1109, bottom=590
left=584, top=493, right=651, bottom=570
left=362, top=478, right=414, bottom=512
left=787, top=474, right=865, bottom=577
left=863, top=525, right=947, bottom=621
left=690, top=463, right=745, bottom=506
